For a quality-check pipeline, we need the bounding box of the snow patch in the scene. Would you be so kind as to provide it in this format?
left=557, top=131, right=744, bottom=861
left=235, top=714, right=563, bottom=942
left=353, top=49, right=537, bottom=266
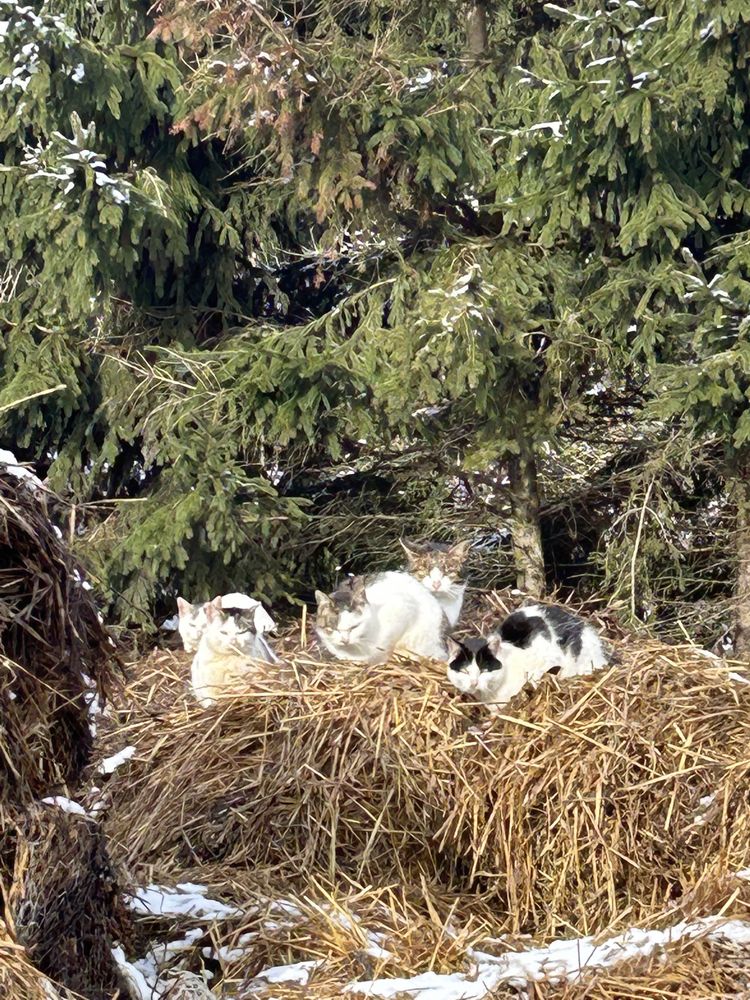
left=98, top=745, right=136, bottom=775
left=346, top=917, right=750, bottom=998
left=253, top=959, right=323, bottom=985
left=0, top=449, right=43, bottom=489
left=41, top=796, right=87, bottom=817
left=126, top=883, right=243, bottom=920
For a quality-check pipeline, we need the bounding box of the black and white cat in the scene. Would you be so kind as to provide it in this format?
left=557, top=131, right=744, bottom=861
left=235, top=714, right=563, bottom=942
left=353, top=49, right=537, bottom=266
left=446, top=604, right=609, bottom=711
left=315, top=572, right=447, bottom=664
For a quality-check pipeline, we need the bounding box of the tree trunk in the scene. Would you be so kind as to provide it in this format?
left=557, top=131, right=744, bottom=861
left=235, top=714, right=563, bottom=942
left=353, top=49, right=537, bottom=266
left=733, top=453, right=750, bottom=657
left=466, top=3, right=489, bottom=58
left=507, top=447, right=545, bottom=599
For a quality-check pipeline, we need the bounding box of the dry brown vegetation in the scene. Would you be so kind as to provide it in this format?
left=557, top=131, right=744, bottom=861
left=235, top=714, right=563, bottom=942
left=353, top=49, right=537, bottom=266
left=2, top=472, right=749, bottom=999
left=88, top=610, right=750, bottom=999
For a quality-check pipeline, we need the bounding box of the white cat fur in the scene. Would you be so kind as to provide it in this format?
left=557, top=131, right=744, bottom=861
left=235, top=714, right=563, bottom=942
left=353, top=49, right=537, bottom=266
left=315, top=572, right=447, bottom=664
left=400, top=539, right=469, bottom=627
left=447, top=605, right=609, bottom=713
left=488, top=604, right=608, bottom=685
left=445, top=638, right=528, bottom=713
left=191, top=599, right=277, bottom=708
left=177, top=592, right=276, bottom=655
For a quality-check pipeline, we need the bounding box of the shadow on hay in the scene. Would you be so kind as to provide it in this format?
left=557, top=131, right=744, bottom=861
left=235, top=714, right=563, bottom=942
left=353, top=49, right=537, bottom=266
left=0, top=472, right=121, bottom=808
left=5, top=805, right=132, bottom=999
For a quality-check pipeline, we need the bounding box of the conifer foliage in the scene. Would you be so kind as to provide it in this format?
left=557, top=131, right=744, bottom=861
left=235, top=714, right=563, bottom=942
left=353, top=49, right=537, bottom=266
left=0, top=0, right=747, bottom=644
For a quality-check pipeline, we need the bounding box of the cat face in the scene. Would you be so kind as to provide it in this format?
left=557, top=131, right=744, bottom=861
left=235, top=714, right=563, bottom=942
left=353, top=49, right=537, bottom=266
left=315, top=577, right=370, bottom=649
left=204, top=598, right=259, bottom=654
left=446, top=636, right=503, bottom=696
left=400, top=539, right=470, bottom=598
left=176, top=597, right=208, bottom=653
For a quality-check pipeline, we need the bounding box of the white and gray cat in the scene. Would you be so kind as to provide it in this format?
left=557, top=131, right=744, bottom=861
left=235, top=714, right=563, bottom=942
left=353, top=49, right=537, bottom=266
left=400, top=538, right=470, bottom=626
left=315, top=572, right=447, bottom=664
left=191, top=597, right=278, bottom=708
left=447, top=603, right=610, bottom=712
left=177, top=592, right=276, bottom=654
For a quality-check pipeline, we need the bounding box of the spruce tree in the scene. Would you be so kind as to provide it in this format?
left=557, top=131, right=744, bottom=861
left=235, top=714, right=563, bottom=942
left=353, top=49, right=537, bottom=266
left=499, top=0, right=750, bottom=646
left=0, top=0, right=625, bottom=622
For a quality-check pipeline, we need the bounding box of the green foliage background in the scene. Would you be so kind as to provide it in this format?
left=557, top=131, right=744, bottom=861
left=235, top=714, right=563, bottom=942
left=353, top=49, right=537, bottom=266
left=0, top=0, right=746, bottom=643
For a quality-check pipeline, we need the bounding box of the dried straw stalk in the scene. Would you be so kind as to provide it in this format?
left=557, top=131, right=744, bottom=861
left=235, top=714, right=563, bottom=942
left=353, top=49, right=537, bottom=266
left=104, top=639, right=750, bottom=941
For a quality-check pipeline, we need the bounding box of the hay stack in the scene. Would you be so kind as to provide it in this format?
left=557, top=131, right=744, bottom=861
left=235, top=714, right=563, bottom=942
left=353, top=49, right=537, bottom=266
left=0, top=464, right=128, bottom=998
left=540, top=931, right=750, bottom=998
left=4, top=803, right=131, bottom=999
left=104, top=640, right=750, bottom=939
left=0, top=467, right=120, bottom=809
left=0, top=922, right=77, bottom=1000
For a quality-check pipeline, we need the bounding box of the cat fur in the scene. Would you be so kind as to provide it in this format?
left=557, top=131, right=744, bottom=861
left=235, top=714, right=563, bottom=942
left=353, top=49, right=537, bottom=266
left=400, top=538, right=470, bottom=626
left=446, top=604, right=608, bottom=712
left=315, top=572, right=447, bottom=664
left=191, top=598, right=278, bottom=708
left=177, top=593, right=276, bottom=655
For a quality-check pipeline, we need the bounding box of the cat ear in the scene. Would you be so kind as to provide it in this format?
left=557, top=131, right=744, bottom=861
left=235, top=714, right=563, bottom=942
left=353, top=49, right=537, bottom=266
left=446, top=637, right=465, bottom=663
left=254, top=604, right=276, bottom=634
left=485, top=633, right=502, bottom=658
left=205, top=595, right=223, bottom=623
left=176, top=596, right=191, bottom=616
left=349, top=576, right=368, bottom=604
left=450, top=540, right=470, bottom=560
left=399, top=538, right=420, bottom=558
left=314, top=590, right=331, bottom=607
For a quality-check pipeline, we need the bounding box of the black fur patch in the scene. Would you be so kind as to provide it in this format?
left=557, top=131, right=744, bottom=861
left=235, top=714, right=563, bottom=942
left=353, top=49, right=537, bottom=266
left=540, top=605, right=585, bottom=658
left=448, top=637, right=503, bottom=673
left=499, top=612, right=551, bottom=648
left=547, top=664, right=562, bottom=676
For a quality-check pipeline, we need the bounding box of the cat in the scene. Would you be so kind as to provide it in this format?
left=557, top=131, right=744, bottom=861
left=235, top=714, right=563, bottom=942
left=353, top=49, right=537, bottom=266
left=400, top=538, right=470, bottom=626
left=446, top=636, right=534, bottom=712
left=314, top=572, right=447, bottom=664
left=490, top=604, right=609, bottom=682
left=176, top=597, right=208, bottom=653
left=176, top=593, right=276, bottom=655
left=446, top=604, right=608, bottom=711
left=191, top=598, right=278, bottom=708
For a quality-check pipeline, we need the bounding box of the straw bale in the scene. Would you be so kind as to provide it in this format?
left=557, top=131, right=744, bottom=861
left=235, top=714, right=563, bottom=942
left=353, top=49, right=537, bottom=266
left=104, top=636, right=750, bottom=940
left=4, top=802, right=132, bottom=999
left=119, top=873, right=750, bottom=1000
left=0, top=469, right=121, bottom=812
left=0, top=920, right=82, bottom=1000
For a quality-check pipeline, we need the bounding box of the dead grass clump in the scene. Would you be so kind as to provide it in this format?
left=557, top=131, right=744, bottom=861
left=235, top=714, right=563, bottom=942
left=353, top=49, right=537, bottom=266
left=0, top=921, right=79, bottom=1000
left=0, top=469, right=121, bottom=810
left=105, top=638, right=750, bottom=940
left=4, top=802, right=132, bottom=999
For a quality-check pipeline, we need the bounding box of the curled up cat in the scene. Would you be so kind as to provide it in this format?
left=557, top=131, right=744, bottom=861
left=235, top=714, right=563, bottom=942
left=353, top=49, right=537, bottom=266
left=191, top=598, right=279, bottom=708
left=400, top=538, right=470, bottom=626
left=446, top=603, right=610, bottom=712
left=315, top=572, right=447, bottom=664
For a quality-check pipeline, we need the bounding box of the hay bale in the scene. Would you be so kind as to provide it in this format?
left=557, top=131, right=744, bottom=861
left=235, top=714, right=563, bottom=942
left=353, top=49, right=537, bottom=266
left=0, top=921, right=77, bottom=1000
left=104, top=640, right=750, bottom=939
left=5, top=803, right=132, bottom=999
left=0, top=468, right=121, bottom=810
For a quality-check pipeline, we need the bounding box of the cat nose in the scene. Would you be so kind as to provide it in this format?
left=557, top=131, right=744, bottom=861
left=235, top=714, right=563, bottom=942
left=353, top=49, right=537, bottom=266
left=431, top=580, right=441, bottom=590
